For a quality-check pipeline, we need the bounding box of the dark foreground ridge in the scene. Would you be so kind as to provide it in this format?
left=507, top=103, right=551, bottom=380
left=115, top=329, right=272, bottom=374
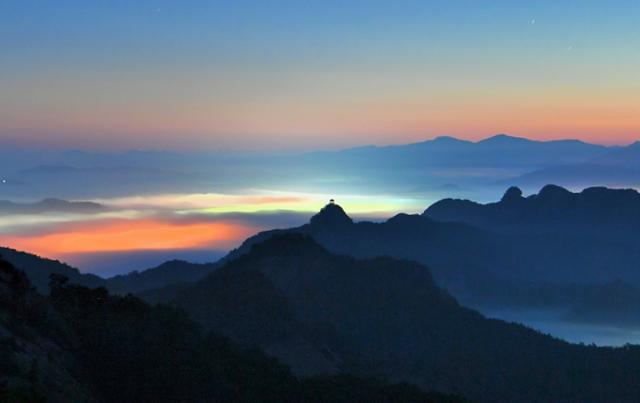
left=0, top=254, right=462, bottom=403
left=0, top=246, right=217, bottom=296
left=169, top=233, right=640, bottom=403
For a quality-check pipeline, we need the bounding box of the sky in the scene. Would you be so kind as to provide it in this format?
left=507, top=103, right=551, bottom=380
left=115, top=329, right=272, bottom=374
left=1, top=0, right=639, bottom=151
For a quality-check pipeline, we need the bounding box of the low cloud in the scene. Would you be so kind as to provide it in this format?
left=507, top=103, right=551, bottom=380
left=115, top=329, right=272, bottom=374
left=0, top=198, right=105, bottom=215
left=0, top=189, right=416, bottom=274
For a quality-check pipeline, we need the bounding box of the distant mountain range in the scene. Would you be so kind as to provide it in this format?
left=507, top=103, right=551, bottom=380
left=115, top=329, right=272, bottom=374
left=425, top=184, right=640, bottom=234
left=501, top=141, right=640, bottom=190
left=3, top=133, right=639, bottom=200
left=289, top=134, right=620, bottom=196
left=305, top=134, right=608, bottom=169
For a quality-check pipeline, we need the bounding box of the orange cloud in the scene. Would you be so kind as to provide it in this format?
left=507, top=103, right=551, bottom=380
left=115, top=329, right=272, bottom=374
left=0, top=219, right=258, bottom=257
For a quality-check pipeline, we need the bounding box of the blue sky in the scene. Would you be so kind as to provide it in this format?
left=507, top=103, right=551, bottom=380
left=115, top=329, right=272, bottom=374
left=1, top=0, right=639, bottom=150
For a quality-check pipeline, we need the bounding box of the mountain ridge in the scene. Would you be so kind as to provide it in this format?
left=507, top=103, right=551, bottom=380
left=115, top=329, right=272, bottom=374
left=1, top=254, right=458, bottom=402
left=171, top=233, right=640, bottom=403
left=0, top=246, right=218, bottom=296
left=424, top=184, right=640, bottom=233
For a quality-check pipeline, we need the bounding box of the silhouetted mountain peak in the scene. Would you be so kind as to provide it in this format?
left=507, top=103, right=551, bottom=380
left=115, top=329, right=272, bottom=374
left=580, top=186, right=638, bottom=199
left=478, top=134, right=530, bottom=144
left=537, top=184, right=572, bottom=200
left=0, top=246, right=106, bottom=294
left=387, top=212, right=422, bottom=225
left=431, top=135, right=466, bottom=144
left=501, top=186, right=524, bottom=203
left=310, top=201, right=353, bottom=228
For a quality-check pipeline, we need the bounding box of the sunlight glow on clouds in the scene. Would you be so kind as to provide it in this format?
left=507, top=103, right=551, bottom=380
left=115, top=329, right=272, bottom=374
left=0, top=190, right=430, bottom=266
left=96, top=191, right=428, bottom=216
left=0, top=219, right=257, bottom=257
left=0, top=210, right=141, bottom=235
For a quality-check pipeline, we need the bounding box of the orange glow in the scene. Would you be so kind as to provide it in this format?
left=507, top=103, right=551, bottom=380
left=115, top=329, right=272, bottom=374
left=4, top=71, right=638, bottom=150
left=0, top=219, right=259, bottom=257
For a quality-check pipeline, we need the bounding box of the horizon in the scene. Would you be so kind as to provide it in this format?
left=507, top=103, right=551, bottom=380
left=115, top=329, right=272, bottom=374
left=1, top=132, right=639, bottom=154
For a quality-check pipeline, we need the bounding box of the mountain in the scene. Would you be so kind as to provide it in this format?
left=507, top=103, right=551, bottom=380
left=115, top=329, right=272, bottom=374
left=592, top=141, right=640, bottom=166
left=498, top=164, right=640, bottom=190
left=500, top=141, right=640, bottom=190
left=105, top=259, right=217, bottom=295
left=0, top=255, right=460, bottom=403
left=224, top=202, right=502, bottom=293
left=423, top=184, right=640, bottom=283
left=173, top=233, right=640, bottom=403
left=303, top=134, right=608, bottom=169
left=424, top=184, right=640, bottom=235
left=269, top=134, right=613, bottom=198
left=422, top=185, right=640, bottom=319
left=3, top=134, right=622, bottom=201
left=223, top=197, right=640, bottom=323
left=0, top=257, right=95, bottom=402
left=177, top=251, right=342, bottom=376
left=0, top=247, right=106, bottom=293
left=0, top=247, right=217, bottom=297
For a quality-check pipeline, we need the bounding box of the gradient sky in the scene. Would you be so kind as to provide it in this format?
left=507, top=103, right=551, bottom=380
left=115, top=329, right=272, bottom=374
left=1, top=0, right=639, bottom=150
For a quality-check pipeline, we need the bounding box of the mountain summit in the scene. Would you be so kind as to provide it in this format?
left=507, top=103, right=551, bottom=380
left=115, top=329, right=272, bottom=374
left=309, top=200, right=353, bottom=228
left=478, top=133, right=531, bottom=144
left=500, top=186, right=524, bottom=203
